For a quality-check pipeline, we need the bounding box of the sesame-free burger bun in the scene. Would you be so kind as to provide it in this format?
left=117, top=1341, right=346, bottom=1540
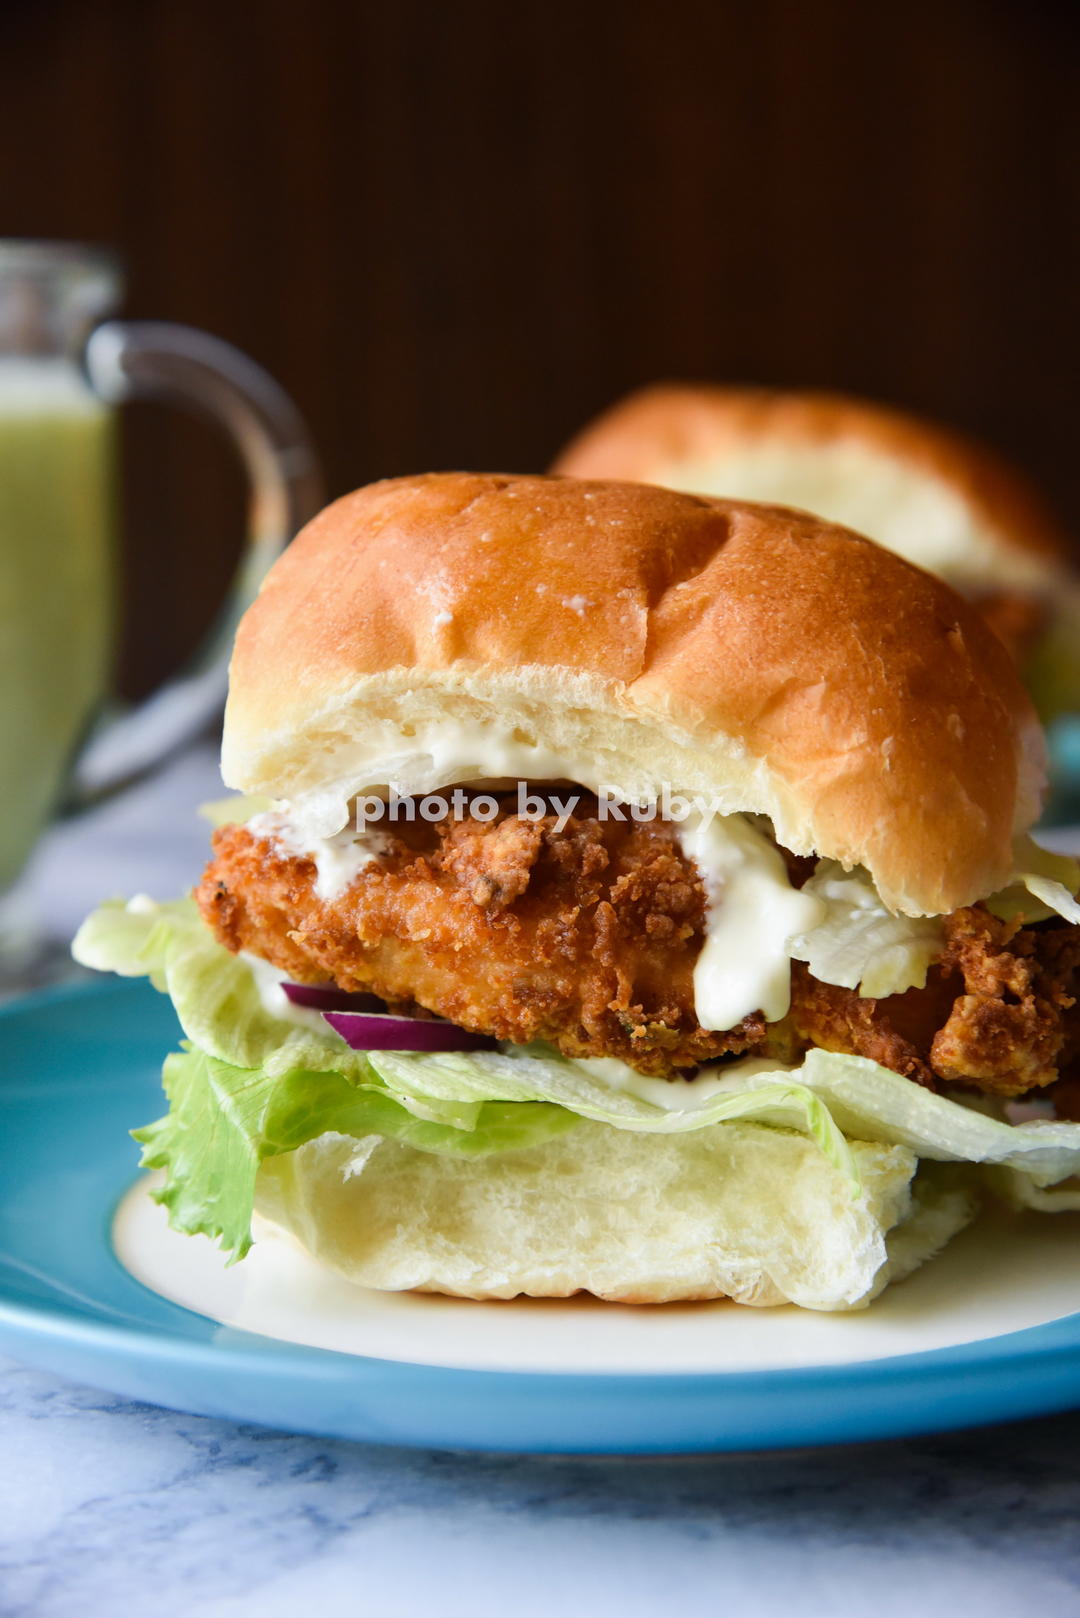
left=222, top=472, right=1045, bottom=916
left=253, top=1119, right=976, bottom=1310
left=553, top=385, right=1071, bottom=594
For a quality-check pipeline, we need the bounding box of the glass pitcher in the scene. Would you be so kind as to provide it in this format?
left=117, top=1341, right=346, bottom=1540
left=0, top=240, right=322, bottom=939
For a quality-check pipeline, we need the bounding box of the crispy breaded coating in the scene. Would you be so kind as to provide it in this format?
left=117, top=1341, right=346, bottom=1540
left=930, top=907, right=1080, bottom=1095
left=199, top=802, right=774, bottom=1077
left=787, top=963, right=938, bottom=1088
left=197, top=801, right=1080, bottom=1092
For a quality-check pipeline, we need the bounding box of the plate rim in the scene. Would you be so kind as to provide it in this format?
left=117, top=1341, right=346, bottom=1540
left=3, top=975, right=1080, bottom=1452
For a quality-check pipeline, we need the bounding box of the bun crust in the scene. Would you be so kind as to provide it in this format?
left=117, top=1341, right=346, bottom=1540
left=554, top=385, right=1071, bottom=587
left=223, top=473, right=1045, bottom=915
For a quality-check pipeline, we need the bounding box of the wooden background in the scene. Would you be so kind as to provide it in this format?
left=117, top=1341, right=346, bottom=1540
left=2, top=0, right=1078, bottom=697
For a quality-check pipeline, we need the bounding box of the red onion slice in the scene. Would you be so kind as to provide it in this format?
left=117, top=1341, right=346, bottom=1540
left=282, top=981, right=386, bottom=1014
left=322, top=1009, right=496, bottom=1053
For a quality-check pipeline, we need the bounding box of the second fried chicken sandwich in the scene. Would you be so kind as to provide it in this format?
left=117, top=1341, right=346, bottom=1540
left=75, top=473, right=1080, bottom=1311
left=555, top=385, right=1080, bottom=717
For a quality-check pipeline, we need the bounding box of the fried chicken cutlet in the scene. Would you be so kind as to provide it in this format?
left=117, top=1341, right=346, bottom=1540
left=197, top=796, right=1080, bottom=1095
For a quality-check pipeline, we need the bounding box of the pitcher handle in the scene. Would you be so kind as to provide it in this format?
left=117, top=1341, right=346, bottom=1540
left=69, top=320, right=322, bottom=802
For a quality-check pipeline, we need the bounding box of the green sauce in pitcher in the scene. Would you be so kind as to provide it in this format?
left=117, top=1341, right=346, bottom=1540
left=0, top=360, right=115, bottom=889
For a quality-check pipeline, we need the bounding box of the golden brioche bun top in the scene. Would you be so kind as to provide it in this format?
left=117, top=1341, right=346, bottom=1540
left=222, top=472, right=1045, bottom=915
left=554, top=385, right=1071, bottom=590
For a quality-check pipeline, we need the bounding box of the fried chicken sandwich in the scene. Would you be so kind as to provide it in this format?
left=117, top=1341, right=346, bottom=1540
left=75, top=473, right=1080, bottom=1311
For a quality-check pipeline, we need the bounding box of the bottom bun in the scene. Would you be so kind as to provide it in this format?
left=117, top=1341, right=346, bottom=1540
left=253, top=1121, right=977, bottom=1312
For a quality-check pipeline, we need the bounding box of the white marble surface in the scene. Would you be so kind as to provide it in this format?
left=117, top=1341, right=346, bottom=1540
left=3, top=1353, right=1080, bottom=1617
left=3, top=747, right=1080, bottom=1616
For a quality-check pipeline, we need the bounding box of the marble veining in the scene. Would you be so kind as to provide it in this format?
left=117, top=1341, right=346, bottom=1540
left=2, top=1356, right=1080, bottom=1617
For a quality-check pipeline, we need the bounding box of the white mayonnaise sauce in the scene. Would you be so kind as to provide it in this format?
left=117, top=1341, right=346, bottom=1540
left=125, top=893, right=160, bottom=915
left=574, top=1053, right=792, bottom=1111
left=240, top=951, right=329, bottom=1031
left=277, top=719, right=650, bottom=841
left=245, top=809, right=391, bottom=903
left=247, top=725, right=831, bottom=1031
left=677, top=812, right=826, bottom=1029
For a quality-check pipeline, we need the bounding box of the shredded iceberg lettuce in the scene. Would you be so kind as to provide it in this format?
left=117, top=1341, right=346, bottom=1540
left=1017, top=874, right=1080, bottom=925
left=771, top=1049, right=1080, bottom=1189
left=73, top=898, right=857, bottom=1255
left=73, top=893, right=1080, bottom=1263
left=74, top=897, right=377, bottom=1080
left=986, top=838, right=1080, bottom=924
left=368, top=1047, right=855, bottom=1167
left=788, top=861, right=943, bottom=997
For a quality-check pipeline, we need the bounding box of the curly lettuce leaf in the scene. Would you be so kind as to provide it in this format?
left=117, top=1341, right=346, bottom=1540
left=73, top=897, right=373, bottom=1080
left=137, top=1046, right=577, bottom=1260
left=77, top=893, right=1080, bottom=1266
left=788, top=861, right=944, bottom=998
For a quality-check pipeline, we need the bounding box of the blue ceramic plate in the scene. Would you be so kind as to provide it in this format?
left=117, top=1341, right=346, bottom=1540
left=2, top=977, right=1080, bottom=1455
